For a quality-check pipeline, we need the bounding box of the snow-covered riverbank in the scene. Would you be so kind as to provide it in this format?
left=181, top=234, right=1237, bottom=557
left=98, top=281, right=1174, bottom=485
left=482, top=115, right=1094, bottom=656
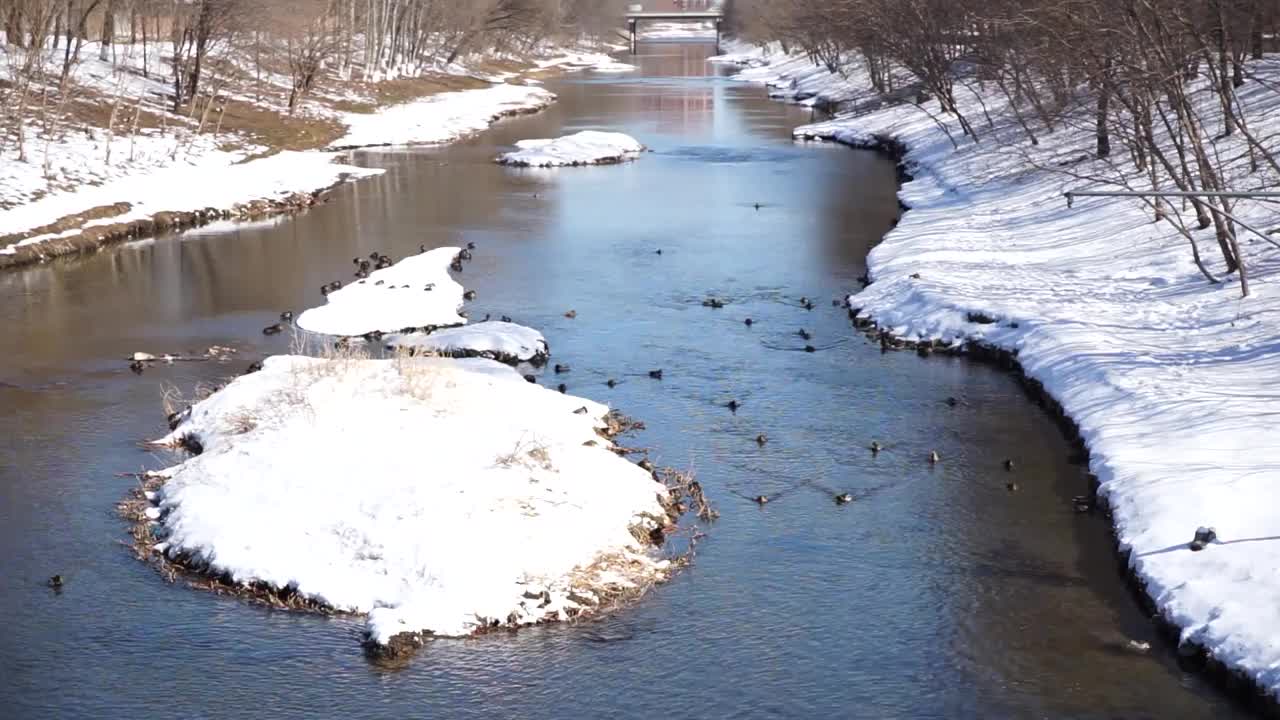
left=0, top=42, right=629, bottom=270
left=720, top=42, right=1280, bottom=699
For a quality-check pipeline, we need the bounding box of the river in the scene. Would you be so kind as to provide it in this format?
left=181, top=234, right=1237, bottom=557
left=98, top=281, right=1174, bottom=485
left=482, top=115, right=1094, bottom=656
left=0, top=41, right=1254, bottom=719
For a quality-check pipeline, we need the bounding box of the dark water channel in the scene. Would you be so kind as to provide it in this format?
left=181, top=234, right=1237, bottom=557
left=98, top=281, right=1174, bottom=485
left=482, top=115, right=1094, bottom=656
left=0, top=42, right=1253, bottom=719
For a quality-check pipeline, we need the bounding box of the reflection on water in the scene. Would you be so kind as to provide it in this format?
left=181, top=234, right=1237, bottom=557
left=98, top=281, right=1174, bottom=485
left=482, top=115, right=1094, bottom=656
left=0, top=41, right=1254, bottom=720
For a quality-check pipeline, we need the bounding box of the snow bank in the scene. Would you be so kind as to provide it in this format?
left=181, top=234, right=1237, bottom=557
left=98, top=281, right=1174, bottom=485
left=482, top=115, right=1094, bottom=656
left=329, top=84, right=556, bottom=150
left=150, top=354, right=670, bottom=644
left=386, top=322, right=548, bottom=365
left=0, top=151, right=382, bottom=257
left=497, top=131, right=644, bottom=168
left=728, top=48, right=1280, bottom=696
left=296, top=247, right=465, bottom=336
left=536, top=51, right=636, bottom=74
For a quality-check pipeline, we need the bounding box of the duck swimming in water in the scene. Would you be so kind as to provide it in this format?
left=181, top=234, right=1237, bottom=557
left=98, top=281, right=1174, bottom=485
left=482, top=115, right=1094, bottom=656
left=928, top=450, right=941, bottom=464
left=869, top=441, right=882, bottom=454
left=280, top=310, right=294, bottom=323
left=797, top=329, right=811, bottom=340
left=554, top=364, right=570, bottom=374
left=48, top=575, right=64, bottom=589
left=607, top=379, right=618, bottom=388
left=463, top=290, right=477, bottom=301
left=755, top=434, right=767, bottom=446
left=262, top=324, right=283, bottom=336
left=648, top=369, right=663, bottom=380
left=754, top=495, right=769, bottom=505
left=744, top=318, right=753, bottom=327
left=834, top=493, right=854, bottom=505
left=726, top=400, right=740, bottom=412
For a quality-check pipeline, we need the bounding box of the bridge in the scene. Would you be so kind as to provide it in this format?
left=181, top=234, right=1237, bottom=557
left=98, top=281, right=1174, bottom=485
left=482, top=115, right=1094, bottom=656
left=624, top=9, right=725, bottom=53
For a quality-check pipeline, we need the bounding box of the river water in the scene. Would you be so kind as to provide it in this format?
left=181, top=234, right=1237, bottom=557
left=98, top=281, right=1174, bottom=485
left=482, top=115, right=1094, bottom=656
left=0, top=42, right=1254, bottom=719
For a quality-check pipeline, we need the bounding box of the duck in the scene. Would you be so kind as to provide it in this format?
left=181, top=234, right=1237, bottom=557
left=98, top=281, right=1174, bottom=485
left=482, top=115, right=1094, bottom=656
left=648, top=369, right=663, bottom=380
left=797, top=329, right=811, bottom=340
left=945, top=396, right=959, bottom=407
left=726, top=400, right=740, bottom=412
left=554, top=364, right=570, bottom=374
left=564, top=310, right=577, bottom=319
left=47, top=575, right=64, bottom=589
left=523, top=374, right=537, bottom=383
left=655, top=249, right=663, bottom=255
left=557, top=383, right=567, bottom=393
left=834, top=493, right=854, bottom=505
left=803, top=299, right=815, bottom=311
left=607, top=379, right=618, bottom=388
left=450, top=257, right=464, bottom=272
left=280, top=310, right=294, bottom=323
left=1006, top=481, right=1020, bottom=492
left=744, top=318, right=754, bottom=327
left=467, top=242, right=476, bottom=250
left=458, top=249, right=472, bottom=262
left=755, top=434, right=767, bottom=446
left=1003, top=458, right=1015, bottom=471
left=262, top=324, right=283, bottom=336
left=753, top=203, right=761, bottom=210
left=701, top=298, right=724, bottom=309
left=928, top=450, right=941, bottom=464
left=804, top=345, right=816, bottom=353
left=129, top=359, right=145, bottom=374
left=500, top=315, right=512, bottom=322
left=368, top=251, right=381, bottom=261
left=869, top=441, right=882, bottom=454
left=753, top=495, right=769, bottom=505
left=463, top=290, right=477, bottom=301
left=246, top=360, right=264, bottom=374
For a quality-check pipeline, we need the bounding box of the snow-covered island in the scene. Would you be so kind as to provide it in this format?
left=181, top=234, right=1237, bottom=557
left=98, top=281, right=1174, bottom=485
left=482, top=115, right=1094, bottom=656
left=386, top=322, right=550, bottom=366
left=497, top=131, right=645, bottom=168
left=143, top=355, right=672, bottom=652
left=718, top=41, right=1280, bottom=700
left=131, top=249, right=675, bottom=654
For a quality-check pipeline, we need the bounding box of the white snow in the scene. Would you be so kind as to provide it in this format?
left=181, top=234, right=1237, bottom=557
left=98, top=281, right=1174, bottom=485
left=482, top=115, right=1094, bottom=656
left=0, top=151, right=383, bottom=255
left=296, top=247, right=466, bottom=336
left=497, top=131, right=644, bottom=167
left=725, top=45, right=1280, bottom=696
left=638, top=21, right=718, bottom=40
left=329, top=84, right=556, bottom=149
left=151, top=354, right=670, bottom=643
left=535, top=51, right=636, bottom=74
left=0, top=39, right=568, bottom=258
left=386, top=322, right=549, bottom=365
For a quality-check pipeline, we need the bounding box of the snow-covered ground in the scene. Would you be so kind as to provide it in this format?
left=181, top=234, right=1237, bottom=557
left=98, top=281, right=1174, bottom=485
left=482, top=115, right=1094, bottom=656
left=386, top=322, right=549, bottom=365
left=149, top=353, right=671, bottom=645
left=535, top=50, right=636, bottom=74
left=721, top=43, right=1280, bottom=697
left=497, top=131, right=644, bottom=167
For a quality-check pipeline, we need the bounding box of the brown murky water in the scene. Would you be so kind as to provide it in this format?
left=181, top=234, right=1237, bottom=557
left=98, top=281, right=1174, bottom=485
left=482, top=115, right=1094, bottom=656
left=0, top=42, right=1255, bottom=719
